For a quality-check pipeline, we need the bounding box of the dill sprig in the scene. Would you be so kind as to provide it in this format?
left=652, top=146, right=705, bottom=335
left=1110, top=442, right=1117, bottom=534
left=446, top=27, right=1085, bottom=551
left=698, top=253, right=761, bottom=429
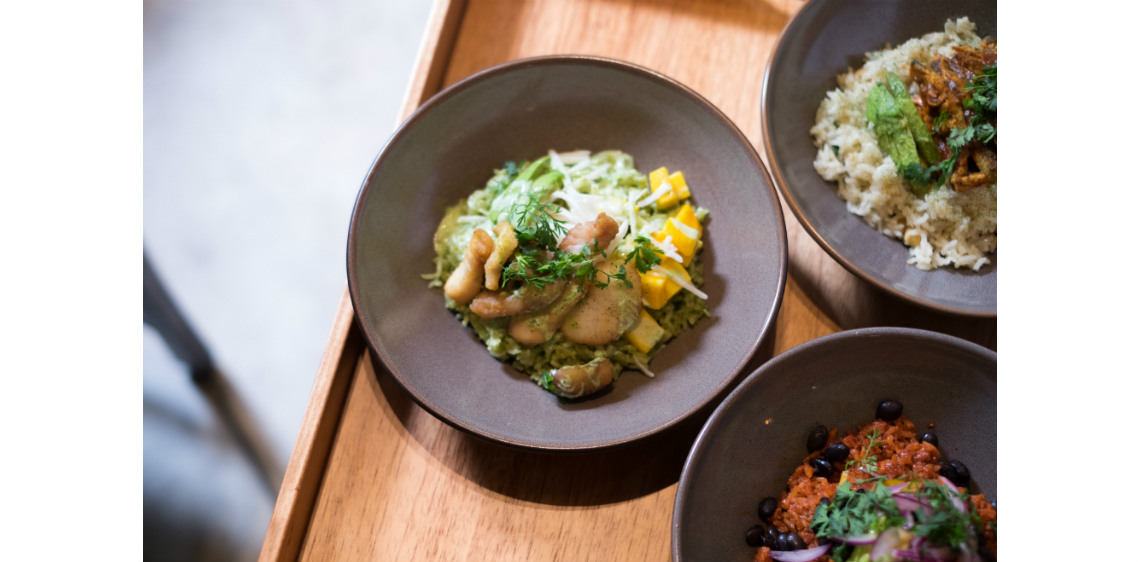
left=499, top=244, right=631, bottom=291
left=508, top=193, right=567, bottom=250
left=845, top=426, right=885, bottom=474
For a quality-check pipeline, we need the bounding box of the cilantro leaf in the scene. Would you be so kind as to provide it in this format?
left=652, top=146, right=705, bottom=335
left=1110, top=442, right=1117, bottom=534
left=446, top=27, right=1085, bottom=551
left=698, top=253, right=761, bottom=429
left=625, top=236, right=663, bottom=274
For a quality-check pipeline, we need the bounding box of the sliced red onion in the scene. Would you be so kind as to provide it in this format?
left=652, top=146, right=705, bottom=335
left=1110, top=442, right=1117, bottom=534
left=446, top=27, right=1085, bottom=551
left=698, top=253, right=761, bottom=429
left=893, top=493, right=932, bottom=515
left=768, top=544, right=831, bottom=562
left=894, top=543, right=954, bottom=562
left=934, top=476, right=969, bottom=513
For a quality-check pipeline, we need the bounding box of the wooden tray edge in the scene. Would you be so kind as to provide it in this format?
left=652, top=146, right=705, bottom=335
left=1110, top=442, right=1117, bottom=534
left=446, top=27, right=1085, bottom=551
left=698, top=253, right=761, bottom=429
left=258, top=289, right=362, bottom=562
left=257, top=1, right=468, bottom=559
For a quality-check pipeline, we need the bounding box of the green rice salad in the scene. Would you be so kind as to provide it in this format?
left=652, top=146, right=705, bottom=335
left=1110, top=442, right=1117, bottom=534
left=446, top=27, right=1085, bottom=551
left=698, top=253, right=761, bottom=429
left=425, top=149, right=710, bottom=399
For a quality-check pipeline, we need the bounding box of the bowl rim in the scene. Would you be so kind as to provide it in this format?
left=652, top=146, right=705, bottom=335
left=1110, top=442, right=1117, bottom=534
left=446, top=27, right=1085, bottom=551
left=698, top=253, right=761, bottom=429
left=670, top=326, right=996, bottom=560
left=759, top=0, right=996, bottom=319
left=346, top=54, right=789, bottom=452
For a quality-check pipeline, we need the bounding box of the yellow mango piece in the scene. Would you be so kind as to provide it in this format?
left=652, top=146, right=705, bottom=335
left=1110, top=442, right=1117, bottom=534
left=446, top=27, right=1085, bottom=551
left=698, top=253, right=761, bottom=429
left=658, top=257, right=691, bottom=281
left=624, top=309, right=666, bottom=353
left=653, top=219, right=698, bottom=266
left=648, top=167, right=678, bottom=210
left=648, top=167, right=670, bottom=190
left=674, top=203, right=702, bottom=236
left=641, top=270, right=681, bottom=310
left=642, top=257, right=692, bottom=308
left=668, top=171, right=691, bottom=201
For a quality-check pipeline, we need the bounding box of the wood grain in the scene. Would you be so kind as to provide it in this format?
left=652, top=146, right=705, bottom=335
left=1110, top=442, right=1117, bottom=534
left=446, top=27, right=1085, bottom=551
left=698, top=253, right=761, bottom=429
left=261, top=0, right=998, bottom=560
left=258, top=289, right=362, bottom=562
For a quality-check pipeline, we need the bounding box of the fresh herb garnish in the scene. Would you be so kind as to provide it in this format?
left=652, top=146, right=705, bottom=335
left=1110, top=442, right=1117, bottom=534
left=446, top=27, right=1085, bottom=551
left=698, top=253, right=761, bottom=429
left=508, top=192, right=568, bottom=250
left=626, top=236, right=664, bottom=274
left=811, top=479, right=985, bottom=562
left=931, top=110, right=950, bottom=132
left=963, top=65, right=997, bottom=119
left=909, top=481, right=984, bottom=548
left=845, top=426, right=884, bottom=474
left=902, top=64, right=997, bottom=192
left=500, top=243, right=631, bottom=291
left=812, top=481, right=903, bottom=540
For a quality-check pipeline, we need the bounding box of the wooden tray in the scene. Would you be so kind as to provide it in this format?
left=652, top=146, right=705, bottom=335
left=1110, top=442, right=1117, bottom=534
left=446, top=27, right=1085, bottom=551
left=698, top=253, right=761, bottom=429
left=259, top=1, right=997, bottom=560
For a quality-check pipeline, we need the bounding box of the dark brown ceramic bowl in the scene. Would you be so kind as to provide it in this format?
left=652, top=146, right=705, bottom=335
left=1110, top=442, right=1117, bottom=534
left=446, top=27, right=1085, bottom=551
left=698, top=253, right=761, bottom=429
left=762, top=0, right=997, bottom=317
left=347, top=55, right=787, bottom=452
left=672, top=327, right=996, bottom=561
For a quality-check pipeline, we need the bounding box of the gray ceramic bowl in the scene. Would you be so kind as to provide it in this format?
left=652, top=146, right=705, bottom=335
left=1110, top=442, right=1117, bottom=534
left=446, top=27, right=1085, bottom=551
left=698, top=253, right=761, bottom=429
left=347, top=55, right=787, bottom=452
left=672, top=327, right=996, bottom=561
left=762, top=0, right=997, bottom=317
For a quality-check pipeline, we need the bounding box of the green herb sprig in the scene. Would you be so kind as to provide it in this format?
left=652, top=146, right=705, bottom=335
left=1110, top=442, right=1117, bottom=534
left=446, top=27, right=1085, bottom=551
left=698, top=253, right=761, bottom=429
left=909, top=481, right=985, bottom=548
left=625, top=236, right=664, bottom=274
left=901, top=64, right=997, bottom=191
left=508, top=193, right=568, bottom=250
left=845, top=426, right=885, bottom=475
left=811, top=481, right=903, bottom=540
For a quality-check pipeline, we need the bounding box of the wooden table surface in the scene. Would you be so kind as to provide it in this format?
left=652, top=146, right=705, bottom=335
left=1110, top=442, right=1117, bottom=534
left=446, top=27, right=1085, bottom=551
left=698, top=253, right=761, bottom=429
left=259, top=0, right=997, bottom=560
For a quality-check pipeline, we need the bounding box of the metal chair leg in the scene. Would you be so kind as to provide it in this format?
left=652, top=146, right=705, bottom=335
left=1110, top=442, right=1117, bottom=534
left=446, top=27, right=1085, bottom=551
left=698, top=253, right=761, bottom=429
left=143, top=251, right=215, bottom=383
left=143, top=251, right=282, bottom=495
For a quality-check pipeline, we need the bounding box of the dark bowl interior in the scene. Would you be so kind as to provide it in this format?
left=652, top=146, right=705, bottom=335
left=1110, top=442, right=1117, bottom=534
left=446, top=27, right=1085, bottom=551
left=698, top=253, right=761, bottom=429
left=347, top=56, right=787, bottom=451
left=672, top=327, right=996, bottom=561
left=762, top=0, right=997, bottom=316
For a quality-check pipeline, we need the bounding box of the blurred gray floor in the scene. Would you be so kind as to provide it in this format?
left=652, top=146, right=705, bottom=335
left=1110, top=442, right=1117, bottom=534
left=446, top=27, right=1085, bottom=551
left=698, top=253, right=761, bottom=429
left=143, top=0, right=433, bottom=559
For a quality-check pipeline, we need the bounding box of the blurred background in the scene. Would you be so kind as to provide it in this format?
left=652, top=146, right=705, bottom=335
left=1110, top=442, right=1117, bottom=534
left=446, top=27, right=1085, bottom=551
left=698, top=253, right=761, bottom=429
left=143, top=0, right=434, bottom=559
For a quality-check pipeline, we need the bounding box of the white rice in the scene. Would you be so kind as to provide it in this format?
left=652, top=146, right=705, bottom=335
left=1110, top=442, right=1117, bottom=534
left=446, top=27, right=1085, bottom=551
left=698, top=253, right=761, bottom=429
left=810, top=17, right=996, bottom=271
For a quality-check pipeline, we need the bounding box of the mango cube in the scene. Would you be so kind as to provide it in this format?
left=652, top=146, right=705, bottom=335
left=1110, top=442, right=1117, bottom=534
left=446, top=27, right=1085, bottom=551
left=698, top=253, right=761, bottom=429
left=641, top=272, right=675, bottom=310
left=674, top=203, right=702, bottom=235
left=641, top=258, right=690, bottom=309
left=624, top=309, right=666, bottom=353
left=648, top=166, right=678, bottom=210
left=668, top=171, right=691, bottom=201
left=653, top=223, right=695, bottom=267
left=648, top=166, right=670, bottom=190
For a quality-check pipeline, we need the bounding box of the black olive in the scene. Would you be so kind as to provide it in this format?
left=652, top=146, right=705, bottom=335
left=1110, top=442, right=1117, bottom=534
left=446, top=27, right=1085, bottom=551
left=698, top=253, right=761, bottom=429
left=876, top=399, right=903, bottom=421
left=818, top=496, right=831, bottom=507
left=775, top=532, right=792, bottom=551
left=940, top=459, right=971, bottom=487
left=823, top=442, right=850, bottom=463
left=745, top=524, right=766, bottom=547
left=764, top=526, right=780, bottom=549
left=790, top=532, right=807, bottom=550
left=757, top=496, right=778, bottom=520
left=806, top=424, right=829, bottom=452
left=918, top=431, right=939, bottom=446
left=809, top=457, right=834, bottom=478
